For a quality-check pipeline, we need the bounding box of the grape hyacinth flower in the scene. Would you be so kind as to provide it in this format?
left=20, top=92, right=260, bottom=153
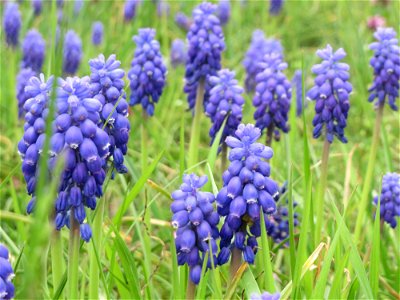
left=251, top=292, right=281, bottom=300
left=16, top=68, right=36, bottom=118
left=157, top=1, right=170, bottom=17
left=170, top=39, right=187, bottom=68
left=92, top=22, right=104, bottom=46
left=206, top=69, right=244, bottom=146
left=171, top=174, right=220, bottom=284
left=243, top=30, right=283, bottom=92
left=124, top=0, right=139, bottom=22
left=128, top=28, right=167, bottom=116
left=217, top=124, right=279, bottom=265
left=217, top=0, right=231, bottom=26
left=307, top=45, right=352, bottom=143
left=3, top=2, right=21, bottom=48
left=253, top=53, right=291, bottom=144
left=292, top=70, right=304, bottom=117
left=63, top=30, right=82, bottom=75
left=184, top=2, right=225, bottom=110
left=57, top=0, right=64, bottom=8
left=175, top=12, right=192, bottom=31
left=32, top=0, right=42, bottom=16
left=374, top=173, right=400, bottom=228
left=0, top=244, right=15, bottom=300
left=21, top=29, right=46, bottom=73
left=269, top=0, right=283, bottom=15
left=368, top=28, right=399, bottom=111
left=89, top=54, right=130, bottom=173
left=74, top=0, right=83, bottom=15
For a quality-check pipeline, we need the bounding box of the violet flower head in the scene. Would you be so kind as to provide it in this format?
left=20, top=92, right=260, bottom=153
left=243, top=30, right=283, bottom=92
left=3, top=2, right=21, bottom=48
left=292, top=70, right=303, bottom=117
left=170, top=39, right=187, bottom=68
left=175, top=12, right=192, bottom=31
left=89, top=54, right=129, bottom=173
left=92, top=21, right=104, bottom=46
left=74, top=0, right=83, bottom=15
left=171, top=174, right=220, bottom=284
left=217, top=124, right=279, bottom=265
left=32, top=0, right=42, bottom=16
left=0, top=244, right=15, bottom=300
left=206, top=69, right=244, bottom=147
left=184, top=2, right=225, bottom=110
left=128, top=28, right=167, bottom=116
left=124, top=0, right=139, bottom=22
left=251, top=292, right=281, bottom=300
left=374, top=172, right=400, bottom=228
left=217, top=0, right=231, bottom=26
left=57, top=0, right=64, bottom=8
left=368, top=28, right=399, bottom=111
left=22, top=29, right=46, bottom=73
left=16, top=68, right=36, bottom=119
left=307, top=45, right=352, bottom=143
left=269, top=0, right=284, bottom=15
left=253, top=53, right=291, bottom=142
left=157, top=1, right=170, bottom=17
left=63, top=30, right=82, bottom=75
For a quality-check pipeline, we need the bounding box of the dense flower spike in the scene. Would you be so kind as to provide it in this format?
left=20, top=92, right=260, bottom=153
left=307, top=45, right=352, bottom=143
left=368, top=28, right=399, bottom=111
left=32, top=0, right=42, bottom=16
left=63, top=30, right=82, bottom=75
left=292, top=70, right=303, bottom=117
left=0, top=244, right=15, bottom=300
left=92, top=22, right=104, bottom=46
left=184, top=2, right=225, bottom=110
left=253, top=53, right=291, bottom=142
left=157, top=1, right=170, bottom=17
left=171, top=174, right=220, bottom=284
left=89, top=54, right=129, bottom=173
left=3, top=2, right=21, bottom=47
left=16, top=68, right=36, bottom=118
left=217, top=0, right=231, bottom=25
left=269, top=0, right=283, bottom=15
left=206, top=69, right=244, bottom=146
left=217, top=124, right=279, bottom=264
left=175, top=12, right=192, bottom=31
left=170, top=39, right=187, bottom=68
left=128, top=28, right=167, bottom=116
left=251, top=292, right=281, bottom=300
left=74, top=0, right=83, bottom=15
left=124, top=0, right=140, bottom=22
left=243, top=30, right=283, bottom=92
left=21, top=29, right=46, bottom=73
left=374, top=173, right=400, bottom=228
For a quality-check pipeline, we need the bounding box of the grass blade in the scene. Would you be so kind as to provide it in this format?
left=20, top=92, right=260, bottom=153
left=260, top=210, right=275, bottom=292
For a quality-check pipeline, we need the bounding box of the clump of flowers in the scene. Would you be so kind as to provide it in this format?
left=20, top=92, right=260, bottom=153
left=206, top=69, right=244, bottom=146
left=124, top=0, right=140, bottom=22
left=307, top=45, right=352, bottom=143
left=16, top=68, right=36, bottom=118
left=269, top=0, right=283, bottom=15
left=63, top=30, right=82, bottom=75
left=0, top=244, right=15, bottom=300
left=251, top=292, right=281, bottom=300
left=171, top=174, right=220, bottom=284
left=217, top=0, right=231, bottom=25
left=175, top=12, right=192, bottom=31
left=92, top=22, right=104, bottom=46
left=32, top=0, right=42, bottom=16
left=128, top=28, right=167, bottom=116
left=89, top=54, right=129, bottom=173
left=217, top=124, right=279, bottom=264
left=3, top=2, right=21, bottom=48
left=170, top=39, right=187, bottom=68
left=374, top=173, right=400, bottom=228
left=21, top=29, right=46, bottom=73
left=368, top=27, right=399, bottom=111
left=184, top=2, right=225, bottom=110
left=292, top=70, right=304, bottom=117
left=157, top=1, right=170, bottom=17
left=74, top=0, right=83, bottom=15
left=253, top=53, right=291, bottom=143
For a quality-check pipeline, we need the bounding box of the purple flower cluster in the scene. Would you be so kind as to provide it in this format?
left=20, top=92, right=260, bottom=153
left=21, top=29, right=46, bottom=73
left=171, top=174, right=220, bottom=284
left=217, top=124, right=279, bottom=264
left=368, top=28, right=399, bottom=111
left=243, top=30, right=283, bottom=92
left=74, top=0, right=83, bottom=15
left=217, top=0, right=231, bottom=26
left=206, top=69, right=244, bottom=146
left=156, top=1, right=170, bottom=17
left=0, top=244, right=15, bottom=300
left=292, top=70, right=303, bottom=117
left=170, top=39, right=187, bottom=68
left=251, top=292, right=281, bottom=300
left=307, top=45, right=352, bottom=143
left=16, top=68, right=36, bottom=118
left=374, top=172, right=400, bottom=228
left=89, top=54, right=129, bottom=173
left=253, top=53, right=291, bottom=142
left=124, top=0, right=140, bottom=22
left=184, top=2, right=225, bottom=110
left=269, top=0, right=284, bottom=15
left=92, top=21, right=104, bottom=46
left=63, top=30, right=82, bottom=75
left=3, top=2, right=21, bottom=48
left=128, top=28, right=167, bottom=116
left=175, top=12, right=192, bottom=31
left=32, top=0, right=42, bottom=16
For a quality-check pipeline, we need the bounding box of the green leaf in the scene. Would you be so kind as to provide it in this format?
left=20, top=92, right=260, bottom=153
left=370, top=190, right=381, bottom=298
left=224, top=263, right=249, bottom=300
left=260, top=210, right=275, bottom=292
left=240, top=266, right=261, bottom=299
left=207, top=117, right=227, bottom=172
left=170, top=231, right=182, bottom=300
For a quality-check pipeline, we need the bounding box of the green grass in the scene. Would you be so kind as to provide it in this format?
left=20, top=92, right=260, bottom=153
left=0, top=0, right=399, bottom=299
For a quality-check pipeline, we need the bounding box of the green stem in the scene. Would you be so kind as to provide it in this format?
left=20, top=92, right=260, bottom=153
left=89, top=196, right=106, bottom=299
left=68, top=212, right=80, bottom=300
left=229, top=247, right=242, bottom=281
left=51, top=231, right=64, bottom=297
left=354, top=105, right=384, bottom=241
left=188, top=80, right=205, bottom=167
left=266, top=124, right=274, bottom=147
left=314, top=139, right=331, bottom=245
left=186, top=279, right=196, bottom=300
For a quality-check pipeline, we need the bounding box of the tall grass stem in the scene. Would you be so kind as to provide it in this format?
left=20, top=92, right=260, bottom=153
left=68, top=212, right=80, bottom=300
left=51, top=231, right=64, bottom=297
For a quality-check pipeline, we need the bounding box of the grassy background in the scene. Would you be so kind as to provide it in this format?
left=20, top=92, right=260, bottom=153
left=0, top=0, right=399, bottom=299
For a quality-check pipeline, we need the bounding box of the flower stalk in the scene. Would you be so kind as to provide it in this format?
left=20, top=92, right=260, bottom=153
left=51, top=231, right=64, bottom=295
left=68, top=211, right=80, bottom=300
